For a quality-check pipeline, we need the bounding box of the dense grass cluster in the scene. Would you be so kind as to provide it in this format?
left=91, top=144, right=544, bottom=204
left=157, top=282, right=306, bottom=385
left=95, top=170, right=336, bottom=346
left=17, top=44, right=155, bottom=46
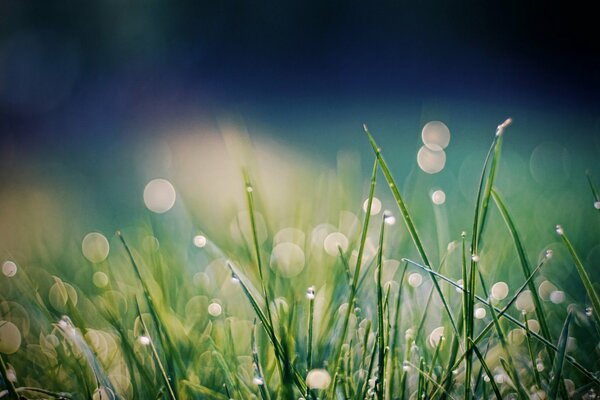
left=1, top=120, right=600, bottom=399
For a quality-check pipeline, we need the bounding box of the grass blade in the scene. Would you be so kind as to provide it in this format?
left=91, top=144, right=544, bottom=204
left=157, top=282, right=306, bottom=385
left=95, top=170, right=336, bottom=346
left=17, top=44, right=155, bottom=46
left=549, top=312, right=573, bottom=400
left=363, top=125, right=460, bottom=341
left=491, top=187, right=553, bottom=343
left=134, top=298, right=177, bottom=400
left=557, top=227, right=600, bottom=326
left=328, top=158, right=378, bottom=399
left=375, top=216, right=386, bottom=400
left=469, top=339, right=502, bottom=400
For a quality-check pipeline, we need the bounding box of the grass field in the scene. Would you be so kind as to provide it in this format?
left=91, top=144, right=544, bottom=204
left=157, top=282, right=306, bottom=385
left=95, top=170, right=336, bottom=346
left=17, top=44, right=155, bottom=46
left=1, top=118, right=600, bottom=399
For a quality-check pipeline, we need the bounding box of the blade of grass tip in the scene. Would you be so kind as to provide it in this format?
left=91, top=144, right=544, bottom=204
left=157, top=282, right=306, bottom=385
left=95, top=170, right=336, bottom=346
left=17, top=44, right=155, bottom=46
left=549, top=312, right=573, bottom=400
left=586, top=171, right=600, bottom=211
left=557, top=226, right=600, bottom=327
left=134, top=298, right=177, bottom=400
left=328, top=157, right=378, bottom=399
left=387, top=262, right=408, bottom=399
left=466, top=118, right=510, bottom=398
left=242, top=172, right=287, bottom=387
left=251, top=321, right=271, bottom=400
left=470, top=339, right=501, bottom=400
left=491, top=188, right=553, bottom=344
left=0, top=354, right=19, bottom=400
left=363, top=124, right=460, bottom=342
left=376, top=216, right=386, bottom=400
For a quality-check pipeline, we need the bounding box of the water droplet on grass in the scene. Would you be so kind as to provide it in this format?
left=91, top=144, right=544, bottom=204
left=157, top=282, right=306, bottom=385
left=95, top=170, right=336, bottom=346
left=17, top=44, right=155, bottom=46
left=208, top=302, right=222, bottom=317
left=474, top=307, right=486, bottom=319
left=306, top=286, right=315, bottom=300
left=306, top=369, right=331, bottom=389
left=586, top=307, right=593, bottom=317
left=555, top=225, right=564, bottom=235
left=193, top=235, right=207, bottom=248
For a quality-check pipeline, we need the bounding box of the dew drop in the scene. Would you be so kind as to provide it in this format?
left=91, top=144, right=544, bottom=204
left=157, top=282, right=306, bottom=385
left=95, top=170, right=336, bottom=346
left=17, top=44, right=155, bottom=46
left=586, top=307, right=593, bottom=317
left=471, top=254, right=480, bottom=262
left=193, top=235, right=207, bottom=248
left=555, top=225, right=564, bottom=235
left=595, top=201, right=600, bottom=210
left=306, top=286, right=315, bottom=300
left=138, top=335, right=151, bottom=346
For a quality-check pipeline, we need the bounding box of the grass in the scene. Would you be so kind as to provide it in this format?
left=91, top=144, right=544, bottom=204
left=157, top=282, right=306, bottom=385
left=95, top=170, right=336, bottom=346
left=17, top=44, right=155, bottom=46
left=1, top=118, right=600, bottom=399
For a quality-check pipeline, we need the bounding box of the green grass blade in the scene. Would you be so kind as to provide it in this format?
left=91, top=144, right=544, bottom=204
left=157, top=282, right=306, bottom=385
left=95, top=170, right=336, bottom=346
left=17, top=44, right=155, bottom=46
left=469, top=339, right=502, bottom=400
left=375, top=216, right=386, bottom=400
left=491, top=187, right=553, bottom=343
left=328, top=157, right=378, bottom=399
left=134, top=298, right=177, bottom=400
left=251, top=321, right=271, bottom=400
left=363, top=125, right=460, bottom=341
left=586, top=171, right=600, bottom=212
left=558, top=227, right=600, bottom=326
left=117, top=231, right=184, bottom=384
left=226, top=262, right=307, bottom=394
left=387, top=262, right=408, bottom=399
left=549, top=312, right=573, bottom=400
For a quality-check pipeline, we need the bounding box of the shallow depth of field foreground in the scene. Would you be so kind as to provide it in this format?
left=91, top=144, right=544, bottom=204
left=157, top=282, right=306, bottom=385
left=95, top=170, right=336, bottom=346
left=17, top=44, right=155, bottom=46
left=1, top=118, right=600, bottom=400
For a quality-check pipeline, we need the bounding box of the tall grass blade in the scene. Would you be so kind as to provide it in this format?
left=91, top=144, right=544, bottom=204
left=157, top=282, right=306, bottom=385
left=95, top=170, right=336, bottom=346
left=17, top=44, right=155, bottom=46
left=469, top=339, right=501, bottom=400
left=491, top=187, right=553, bottom=343
left=133, top=298, right=177, bottom=400
left=558, top=228, right=600, bottom=325
left=375, top=216, right=386, bottom=400
left=328, top=158, right=377, bottom=399
left=363, top=125, right=460, bottom=340
left=549, top=312, right=573, bottom=400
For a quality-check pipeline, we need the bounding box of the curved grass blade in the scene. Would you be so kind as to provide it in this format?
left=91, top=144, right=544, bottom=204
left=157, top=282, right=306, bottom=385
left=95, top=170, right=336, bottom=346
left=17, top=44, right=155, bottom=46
left=134, top=298, right=177, bottom=400
left=549, top=312, right=573, bottom=400
left=586, top=171, right=600, bottom=212
left=375, top=216, right=386, bottom=400
left=117, top=231, right=183, bottom=393
left=363, top=125, right=460, bottom=341
left=328, top=158, right=378, bottom=399
left=469, top=339, right=502, bottom=400
left=491, top=188, right=553, bottom=343
left=558, top=227, right=600, bottom=326
left=226, top=262, right=307, bottom=394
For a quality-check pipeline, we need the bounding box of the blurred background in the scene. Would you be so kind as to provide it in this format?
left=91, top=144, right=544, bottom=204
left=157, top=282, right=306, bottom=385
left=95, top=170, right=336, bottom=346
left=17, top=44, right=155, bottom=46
left=1, top=1, right=599, bottom=263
